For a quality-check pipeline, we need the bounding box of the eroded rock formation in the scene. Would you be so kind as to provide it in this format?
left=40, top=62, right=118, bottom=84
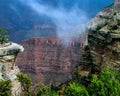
left=16, top=35, right=86, bottom=86
left=77, top=2, right=120, bottom=77
left=0, top=42, right=24, bottom=96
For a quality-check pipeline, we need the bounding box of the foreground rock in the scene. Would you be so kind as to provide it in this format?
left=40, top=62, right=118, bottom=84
left=77, top=2, right=120, bottom=77
left=0, top=42, right=24, bottom=96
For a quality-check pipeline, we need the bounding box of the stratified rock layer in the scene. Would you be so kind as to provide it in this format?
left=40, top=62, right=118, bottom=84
left=0, top=42, right=24, bottom=96
left=16, top=35, right=86, bottom=86
left=78, top=3, right=120, bottom=77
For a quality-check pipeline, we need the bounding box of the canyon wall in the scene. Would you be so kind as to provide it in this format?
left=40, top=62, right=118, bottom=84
left=16, top=35, right=86, bottom=86
left=77, top=3, right=120, bottom=78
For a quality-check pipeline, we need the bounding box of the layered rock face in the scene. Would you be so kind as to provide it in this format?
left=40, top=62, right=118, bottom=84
left=0, top=42, right=24, bottom=96
left=78, top=3, right=120, bottom=77
left=16, top=35, right=86, bottom=86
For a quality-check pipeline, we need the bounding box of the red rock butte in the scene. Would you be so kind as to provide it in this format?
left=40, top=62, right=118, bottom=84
left=16, top=35, right=87, bottom=86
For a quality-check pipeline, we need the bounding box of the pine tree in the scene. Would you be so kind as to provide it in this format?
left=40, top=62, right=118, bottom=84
left=88, top=67, right=120, bottom=96
left=65, top=81, right=89, bottom=96
left=0, top=28, right=9, bottom=44
left=17, top=72, right=33, bottom=96
left=0, top=80, right=12, bottom=96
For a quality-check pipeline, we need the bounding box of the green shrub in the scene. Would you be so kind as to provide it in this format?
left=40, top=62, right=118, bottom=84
left=88, top=67, right=120, bottom=96
left=17, top=72, right=33, bottom=96
left=0, top=28, right=9, bottom=44
left=0, top=80, right=12, bottom=96
left=36, top=83, right=58, bottom=96
left=65, top=82, right=89, bottom=96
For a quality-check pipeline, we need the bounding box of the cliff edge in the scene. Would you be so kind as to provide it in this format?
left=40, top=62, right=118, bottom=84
left=0, top=42, right=24, bottom=96
left=77, top=3, right=120, bottom=77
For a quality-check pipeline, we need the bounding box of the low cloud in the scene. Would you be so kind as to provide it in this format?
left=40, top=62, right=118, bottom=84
left=19, top=0, right=88, bottom=44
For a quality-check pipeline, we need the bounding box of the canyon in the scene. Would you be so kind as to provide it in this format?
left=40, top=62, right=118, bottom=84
left=15, top=0, right=119, bottom=88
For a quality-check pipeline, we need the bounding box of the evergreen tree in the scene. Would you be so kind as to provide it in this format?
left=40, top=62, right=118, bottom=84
left=0, top=80, right=12, bottom=96
left=36, top=83, right=58, bottom=96
left=0, top=28, right=9, bottom=44
left=65, top=81, right=89, bottom=96
left=17, top=72, right=33, bottom=96
left=88, top=67, right=120, bottom=96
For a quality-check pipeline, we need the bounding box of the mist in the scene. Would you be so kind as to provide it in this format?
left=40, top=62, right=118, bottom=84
left=18, top=0, right=88, bottom=43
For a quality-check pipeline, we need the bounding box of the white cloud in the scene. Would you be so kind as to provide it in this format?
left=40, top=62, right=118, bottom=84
left=19, top=0, right=88, bottom=44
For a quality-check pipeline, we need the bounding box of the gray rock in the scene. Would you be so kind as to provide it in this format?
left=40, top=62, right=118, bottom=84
left=0, top=42, right=24, bottom=96
left=0, top=43, right=24, bottom=56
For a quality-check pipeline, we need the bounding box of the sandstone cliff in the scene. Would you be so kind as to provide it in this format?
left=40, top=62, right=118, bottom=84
left=16, top=35, right=86, bottom=86
left=77, top=3, right=120, bottom=77
left=0, top=42, right=24, bottom=96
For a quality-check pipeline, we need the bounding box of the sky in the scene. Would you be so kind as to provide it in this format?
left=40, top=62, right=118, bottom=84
left=0, top=0, right=114, bottom=43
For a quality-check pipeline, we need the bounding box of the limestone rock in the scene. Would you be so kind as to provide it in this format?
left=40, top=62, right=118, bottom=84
left=77, top=2, right=120, bottom=78
left=0, top=42, right=24, bottom=96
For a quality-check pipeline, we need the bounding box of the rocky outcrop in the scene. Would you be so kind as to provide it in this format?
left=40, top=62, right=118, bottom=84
left=77, top=2, right=120, bottom=77
left=16, top=35, right=86, bottom=86
left=0, top=42, right=24, bottom=96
